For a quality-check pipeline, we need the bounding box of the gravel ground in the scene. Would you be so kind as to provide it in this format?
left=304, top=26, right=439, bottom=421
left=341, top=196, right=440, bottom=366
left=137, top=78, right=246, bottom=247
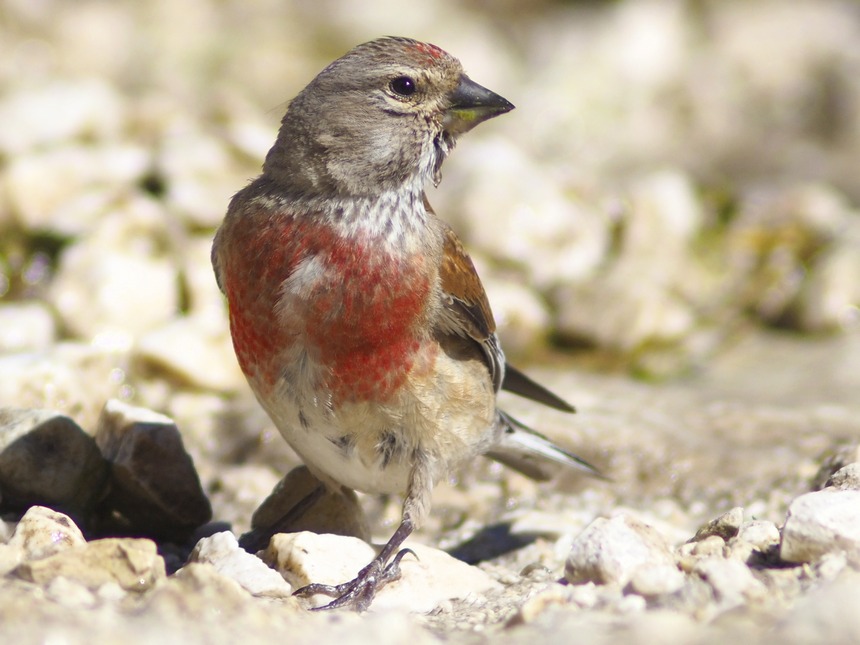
left=1, top=1, right=860, bottom=642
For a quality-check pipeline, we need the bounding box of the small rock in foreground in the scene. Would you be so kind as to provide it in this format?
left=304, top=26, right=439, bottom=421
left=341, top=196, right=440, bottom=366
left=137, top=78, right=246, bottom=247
left=780, top=488, right=860, bottom=565
left=263, top=531, right=500, bottom=612
left=7, top=505, right=87, bottom=561
left=11, top=537, right=166, bottom=592
left=244, top=465, right=370, bottom=551
left=188, top=531, right=293, bottom=598
left=93, top=399, right=212, bottom=542
left=565, top=514, right=675, bottom=587
left=0, top=408, right=109, bottom=519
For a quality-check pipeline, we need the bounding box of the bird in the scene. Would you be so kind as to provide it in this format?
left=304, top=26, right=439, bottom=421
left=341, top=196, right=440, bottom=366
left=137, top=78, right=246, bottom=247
left=212, top=36, right=600, bottom=611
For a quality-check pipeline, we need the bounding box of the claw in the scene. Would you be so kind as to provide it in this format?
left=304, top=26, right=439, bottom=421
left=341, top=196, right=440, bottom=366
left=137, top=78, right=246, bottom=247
left=293, top=547, right=419, bottom=611
left=292, top=511, right=417, bottom=611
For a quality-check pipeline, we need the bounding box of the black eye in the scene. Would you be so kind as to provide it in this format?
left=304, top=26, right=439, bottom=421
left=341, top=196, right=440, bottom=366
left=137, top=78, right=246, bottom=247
left=389, top=76, right=417, bottom=97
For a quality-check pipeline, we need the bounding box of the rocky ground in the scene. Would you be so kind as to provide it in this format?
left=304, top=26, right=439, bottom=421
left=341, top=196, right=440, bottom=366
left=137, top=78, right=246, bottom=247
left=1, top=0, right=860, bottom=643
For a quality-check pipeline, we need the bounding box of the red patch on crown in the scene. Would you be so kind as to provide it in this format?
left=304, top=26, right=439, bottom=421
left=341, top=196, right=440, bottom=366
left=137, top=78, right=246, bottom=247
left=413, top=41, right=444, bottom=61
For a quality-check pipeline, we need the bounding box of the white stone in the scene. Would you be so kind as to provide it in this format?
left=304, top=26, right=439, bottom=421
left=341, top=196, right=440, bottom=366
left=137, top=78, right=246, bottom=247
left=264, top=532, right=500, bottom=612
left=693, top=556, right=766, bottom=606
left=797, top=219, right=860, bottom=331
left=49, top=205, right=178, bottom=342
left=134, top=316, right=244, bottom=392
left=826, top=463, right=860, bottom=491
left=5, top=144, right=149, bottom=234
left=157, top=121, right=249, bottom=228
left=480, top=272, right=551, bottom=355
left=736, top=520, right=781, bottom=549
left=565, top=514, right=675, bottom=586
left=45, top=576, right=99, bottom=609
left=0, top=80, right=124, bottom=154
left=8, top=506, right=87, bottom=561
left=691, top=507, right=744, bottom=541
left=690, top=535, right=726, bottom=557
left=440, top=138, right=610, bottom=288
left=773, top=570, right=860, bottom=643
left=780, top=489, right=860, bottom=565
left=554, top=170, right=706, bottom=352
left=627, top=562, right=686, bottom=597
left=0, top=343, right=129, bottom=430
left=176, top=235, right=232, bottom=323
left=0, top=303, right=56, bottom=353
left=188, top=531, right=292, bottom=598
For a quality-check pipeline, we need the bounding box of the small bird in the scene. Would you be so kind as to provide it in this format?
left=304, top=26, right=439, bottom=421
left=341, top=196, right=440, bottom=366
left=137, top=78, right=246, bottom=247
left=212, top=36, right=599, bottom=611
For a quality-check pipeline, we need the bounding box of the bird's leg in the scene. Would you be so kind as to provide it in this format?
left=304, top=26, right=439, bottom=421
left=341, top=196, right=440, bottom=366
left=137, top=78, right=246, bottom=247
left=238, top=483, right=326, bottom=553
left=293, top=454, right=433, bottom=611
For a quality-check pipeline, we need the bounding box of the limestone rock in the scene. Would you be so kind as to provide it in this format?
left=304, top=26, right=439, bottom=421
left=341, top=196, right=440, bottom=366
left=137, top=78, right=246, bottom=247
left=264, top=531, right=500, bottom=612
left=7, top=506, right=87, bottom=561
left=693, top=556, right=766, bottom=607
left=12, top=537, right=165, bottom=592
left=780, top=489, right=860, bottom=565
left=188, top=531, right=292, bottom=598
left=627, top=562, right=686, bottom=598
left=5, top=144, right=148, bottom=235
left=736, top=520, right=781, bottom=549
left=565, top=514, right=675, bottom=587
left=134, top=316, right=245, bottom=393
left=811, top=444, right=860, bottom=490
left=0, top=303, right=56, bottom=353
left=690, top=507, right=744, bottom=542
left=48, top=203, right=178, bottom=343
left=0, top=344, right=130, bottom=431
left=826, top=463, right=860, bottom=491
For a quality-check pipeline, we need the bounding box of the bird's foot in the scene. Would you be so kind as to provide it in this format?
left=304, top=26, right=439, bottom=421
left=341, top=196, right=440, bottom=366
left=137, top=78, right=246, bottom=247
left=293, top=547, right=417, bottom=611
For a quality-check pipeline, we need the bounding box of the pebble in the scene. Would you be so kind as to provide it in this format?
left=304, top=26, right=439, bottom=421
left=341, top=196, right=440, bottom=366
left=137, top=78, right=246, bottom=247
left=156, top=121, right=250, bottom=229
left=812, top=444, right=860, bottom=490
left=44, top=576, right=100, bottom=610
left=442, top=138, right=609, bottom=288
left=142, top=562, right=260, bottom=619
left=0, top=408, right=109, bottom=518
left=0, top=2, right=858, bottom=643
left=12, top=537, right=166, bottom=592
left=627, top=562, right=686, bottom=598
left=187, top=531, right=293, bottom=598
left=7, top=506, right=87, bottom=561
left=690, top=535, right=727, bottom=558
left=48, top=202, right=178, bottom=343
left=772, top=570, right=860, bottom=644
left=689, top=507, right=744, bottom=542
left=735, top=520, right=781, bottom=549
left=795, top=212, right=860, bottom=332
left=0, top=343, right=130, bottom=430
left=92, top=399, right=212, bottom=542
left=480, top=272, right=552, bottom=355
left=780, top=488, right=860, bottom=565
left=263, top=531, right=500, bottom=612
left=554, top=170, right=703, bottom=353
left=5, top=144, right=149, bottom=235
left=692, top=556, right=766, bottom=606
left=825, top=462, right=860, bottom=491
left=0, top=80, right=124, bottom=155
left=0, top=302, right=56, bottom=353
left=134, top=316, right=244, bottom=393
left=565, top=514, right=675, bottom=587
left=246, top=465, right=370, bottom=549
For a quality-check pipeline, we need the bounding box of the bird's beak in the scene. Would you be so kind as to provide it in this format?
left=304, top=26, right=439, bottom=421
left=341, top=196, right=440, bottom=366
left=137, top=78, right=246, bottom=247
left=443, top=74, right=514, bottom=136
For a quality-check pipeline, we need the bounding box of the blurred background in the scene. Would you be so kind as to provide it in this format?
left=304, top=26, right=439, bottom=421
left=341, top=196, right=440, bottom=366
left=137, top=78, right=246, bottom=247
left=1, top=0, right=859, bottom=512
